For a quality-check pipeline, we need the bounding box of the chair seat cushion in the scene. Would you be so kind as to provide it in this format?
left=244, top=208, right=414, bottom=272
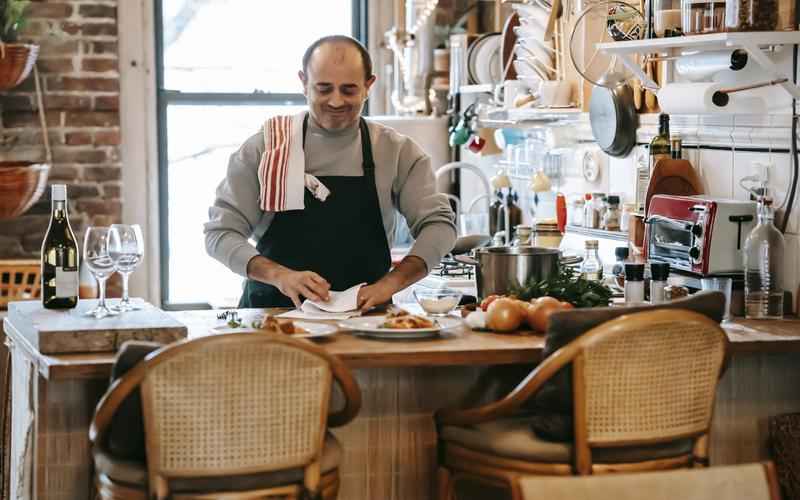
left=93, top=432, right=342, bottom=492
left=441, top=416, right=693, bottom=464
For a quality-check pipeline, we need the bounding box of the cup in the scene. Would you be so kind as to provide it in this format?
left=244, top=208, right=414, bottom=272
left=701, top=277, right=733, bottom=322
left=493, top=79, right=526, bottom=109
left=537, top=81, right=572, bottom=108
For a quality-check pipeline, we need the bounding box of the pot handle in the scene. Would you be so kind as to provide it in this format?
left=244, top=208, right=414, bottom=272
left=454, top=254, right=479, bottom=266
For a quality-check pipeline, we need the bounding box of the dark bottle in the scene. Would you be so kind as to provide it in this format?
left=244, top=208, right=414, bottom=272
left=506, top=191, right=523, bottom=241
left=489, top=190, right=503, bottom=237
left=41, top=184, right=79, bottom=309
left=611, top=246, right=630, bottom=285
left=649, top=114, right=671, bottom=168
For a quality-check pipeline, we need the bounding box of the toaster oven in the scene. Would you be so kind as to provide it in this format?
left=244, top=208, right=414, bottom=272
left=644, top=195, right=757, bottom=276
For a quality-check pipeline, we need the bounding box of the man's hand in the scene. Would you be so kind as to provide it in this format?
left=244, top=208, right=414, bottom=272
left=356, top=280, right=396, bottom=311
left=274, top=269, right=331, bottom=308
left=246, top=256, right=330, bottom=308
left=356, top=255, right=428, bottom=312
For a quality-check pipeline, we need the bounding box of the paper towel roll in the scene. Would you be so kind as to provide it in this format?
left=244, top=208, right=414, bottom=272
left=675, top=50, right=748, bottom=82
left=658, top=83, right=766, bottom=114
left=658, top=83, right=727, bottom=114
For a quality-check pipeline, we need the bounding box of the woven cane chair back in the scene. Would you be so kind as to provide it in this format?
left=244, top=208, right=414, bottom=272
left=141, top=335, right=332, bottom=477
left=577, top=309, right=726, bottom=446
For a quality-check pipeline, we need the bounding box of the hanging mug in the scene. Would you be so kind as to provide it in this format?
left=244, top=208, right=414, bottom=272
left=449, top=118, right=471, bottom=147
left=467, top=134, right=486, bottom=153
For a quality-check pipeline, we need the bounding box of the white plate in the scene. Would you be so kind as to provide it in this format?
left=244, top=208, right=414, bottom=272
left=211, top=321, right=339, bottom=339
left=475, top=34, right=502, bottom=86
left=339, top=316, right=463, bottom=339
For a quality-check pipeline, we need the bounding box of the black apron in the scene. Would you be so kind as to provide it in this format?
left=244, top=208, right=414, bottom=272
left=239, top=115, right=391, bottom=308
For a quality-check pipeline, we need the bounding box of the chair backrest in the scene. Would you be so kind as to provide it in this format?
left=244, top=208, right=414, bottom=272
left=138, top=332, right=334, bottom=490
left=517, top=462, right=782, bottom=500
left=573, top=309, right=726, bottom=451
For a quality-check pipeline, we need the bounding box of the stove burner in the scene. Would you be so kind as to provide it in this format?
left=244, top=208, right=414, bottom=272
left=432, top=257, right=474, bottom=280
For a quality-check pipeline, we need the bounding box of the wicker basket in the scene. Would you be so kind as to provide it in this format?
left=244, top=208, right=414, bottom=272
left=0, top=43, right=38, bottom=90
left=0, top=260, right=40, bottom=310
left=0, top=161, right=50, bottom=219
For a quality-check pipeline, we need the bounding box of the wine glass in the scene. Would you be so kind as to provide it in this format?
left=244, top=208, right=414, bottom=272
left=109, top=224, right=144, bottom=312
left=83, top=227, right=120, bottom=318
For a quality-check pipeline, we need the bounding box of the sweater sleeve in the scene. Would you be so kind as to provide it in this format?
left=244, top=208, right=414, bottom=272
left=394, top=141, right=457, bottom=272
left=203, top=131, right=267, bottom=278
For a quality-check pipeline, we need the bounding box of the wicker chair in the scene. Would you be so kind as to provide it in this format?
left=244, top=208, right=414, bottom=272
left=89, top=331, right=362, bottom=500
left=435, top=309, right=728, bottom=500
left=515, top=462, right=782, bottom=500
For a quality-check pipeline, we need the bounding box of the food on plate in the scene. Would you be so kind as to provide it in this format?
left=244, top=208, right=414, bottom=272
left=381, top=314, right=436, bottom=330
left=260, top=315, right=307, bottom=335
left=486, top=297, right=525, bottom=332
left=526, top=296, right=563, bottom=332
left=385, top=307, right=412, bottom=318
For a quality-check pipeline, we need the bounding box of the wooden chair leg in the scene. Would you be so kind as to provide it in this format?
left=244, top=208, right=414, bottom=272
left=438, top=466, right=455, bottom=500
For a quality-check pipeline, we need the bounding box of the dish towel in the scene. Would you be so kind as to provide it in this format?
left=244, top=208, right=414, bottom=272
left=258, top=111, right=330, bottom=212
left=278, top=283, right=365, bottom=320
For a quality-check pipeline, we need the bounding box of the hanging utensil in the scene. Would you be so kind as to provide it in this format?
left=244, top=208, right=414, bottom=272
left=544, top=0, right=563, bottom=41
left=711, top=78, right=789, bottom=106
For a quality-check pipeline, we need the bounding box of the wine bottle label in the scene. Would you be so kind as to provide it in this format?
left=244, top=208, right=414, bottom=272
left=55, top=267, right=78, bottom=298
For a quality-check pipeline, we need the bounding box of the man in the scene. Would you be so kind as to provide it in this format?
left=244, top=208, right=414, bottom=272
left=204, top=35, right=456, bottom=310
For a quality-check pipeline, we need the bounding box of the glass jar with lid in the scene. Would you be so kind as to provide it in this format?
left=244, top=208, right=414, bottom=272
left=654, top=0, right=683, bottom=36
left=726, top=0, right=777, bottom=30
left=534, top=220, right=563, bottom=249
left=569, top=198, right=585, bottom=227
left=681, top=0, right=726, bottom=34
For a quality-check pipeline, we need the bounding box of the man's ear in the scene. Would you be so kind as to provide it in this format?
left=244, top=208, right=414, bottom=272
left=298, top=70, right=308, bottom=96
left=364, top=74, right=377, bottom=92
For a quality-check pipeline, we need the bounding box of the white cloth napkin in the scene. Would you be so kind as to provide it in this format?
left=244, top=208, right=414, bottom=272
left=277, top=283, right=364, bottom=320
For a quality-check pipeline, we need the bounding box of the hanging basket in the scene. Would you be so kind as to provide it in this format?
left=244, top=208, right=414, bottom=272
left=0, top=161, right=50, bottom=219
left=0, top=43, right=38, bottom=91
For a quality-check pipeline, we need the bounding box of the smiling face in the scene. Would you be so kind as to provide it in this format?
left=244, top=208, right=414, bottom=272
left=299, top=42, right=376, bottom=131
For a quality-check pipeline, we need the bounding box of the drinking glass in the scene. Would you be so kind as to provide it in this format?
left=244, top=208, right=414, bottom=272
left=109, top=224, right=144, bottom=312
left=701, top=276, right=733, bottom=323
left=83, top=227, right=120, bottom=318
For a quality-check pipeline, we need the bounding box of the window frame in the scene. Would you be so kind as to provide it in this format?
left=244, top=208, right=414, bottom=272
left=153, top=0, right=367, bottom=309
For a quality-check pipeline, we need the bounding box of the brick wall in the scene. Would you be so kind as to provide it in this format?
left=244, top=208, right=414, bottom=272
left=0, top=0, right=121, bottom=259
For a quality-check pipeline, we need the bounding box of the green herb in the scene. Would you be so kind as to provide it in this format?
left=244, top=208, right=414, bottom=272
left=509, top=266, right=613, bottom=308
left=226, top=317, right=242, bottom=328
left=0, top=0, right=30, bottom=42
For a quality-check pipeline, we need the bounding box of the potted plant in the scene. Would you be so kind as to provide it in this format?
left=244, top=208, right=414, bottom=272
left=0, top=0, right=38, bottom=90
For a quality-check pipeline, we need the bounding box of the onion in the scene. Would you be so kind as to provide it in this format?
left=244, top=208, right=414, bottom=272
left=526, top=296, right=563, bottom=332
left=486, top=298, right=525, bottom=332
left=480, top=294, right=501, bottom=311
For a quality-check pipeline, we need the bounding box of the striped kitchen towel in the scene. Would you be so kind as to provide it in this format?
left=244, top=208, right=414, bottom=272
left=257, top=111, right=330, bottom=212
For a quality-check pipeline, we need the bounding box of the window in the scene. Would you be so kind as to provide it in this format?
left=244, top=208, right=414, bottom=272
left=155, top=0, right=363, bottom=308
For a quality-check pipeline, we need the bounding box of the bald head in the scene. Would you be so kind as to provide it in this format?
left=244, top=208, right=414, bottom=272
left=298, top=36, right=376, bottom=131
left=302, top=35, right=373, bottom=82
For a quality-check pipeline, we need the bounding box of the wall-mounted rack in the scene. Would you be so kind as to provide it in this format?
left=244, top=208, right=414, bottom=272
left=596, top=31, right=800, bottom=99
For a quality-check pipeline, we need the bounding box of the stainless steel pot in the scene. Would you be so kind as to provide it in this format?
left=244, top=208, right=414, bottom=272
left=456, top=246, right=561, bottom=298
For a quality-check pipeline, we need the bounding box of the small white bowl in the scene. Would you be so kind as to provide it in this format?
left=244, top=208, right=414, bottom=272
left=413, top=289, right=463, bottom=316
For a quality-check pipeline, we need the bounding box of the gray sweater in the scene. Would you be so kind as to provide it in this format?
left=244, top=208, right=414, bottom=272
left=204, top=113, right=457, bottom=278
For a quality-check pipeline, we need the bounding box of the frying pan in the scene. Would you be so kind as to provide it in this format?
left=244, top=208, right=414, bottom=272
left=589, top=72, right=638, bottom=158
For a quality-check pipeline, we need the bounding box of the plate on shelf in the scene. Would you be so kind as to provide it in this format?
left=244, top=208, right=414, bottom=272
left=211, top=321, right=339, bottom=339
left=474, top=33, right=502, bottom=85
left=339, top=316, right=463, bottom=339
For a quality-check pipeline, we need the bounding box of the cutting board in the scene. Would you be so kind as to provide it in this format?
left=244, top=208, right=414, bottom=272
left=645, top=159, right=704, bottom=216
left=7, top=299, right=187, bottom=354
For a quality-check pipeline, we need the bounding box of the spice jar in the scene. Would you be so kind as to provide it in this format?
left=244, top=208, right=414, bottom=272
left=726, top=0, right=776, bottom=30
left=534, top=220, right=563, bottom=248
left=681, top=0, right=727, bottom=34
left=570, top=198, right=585, bottom=227
left=603, top=195, right=621, bottom=231
left=655, top=0, right=683, bottom=36
left=620, top=202, right=636, bottom=232
left=624, top=263, right=645, bottom=304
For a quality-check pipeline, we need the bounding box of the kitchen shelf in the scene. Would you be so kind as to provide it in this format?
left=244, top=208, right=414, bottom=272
left=458, top=83, right=495, bottom=94
left=565, top=224, right=629, bottom=241
left=596, top=31, right=800, bottom=98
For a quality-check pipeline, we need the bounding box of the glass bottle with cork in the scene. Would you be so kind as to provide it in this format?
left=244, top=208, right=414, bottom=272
left=744, top=196, right=785, bottom=319
left=580, top=240, right=603, bottom=282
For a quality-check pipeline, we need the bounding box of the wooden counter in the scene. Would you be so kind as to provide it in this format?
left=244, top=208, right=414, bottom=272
left=3, top=310, right=800, bottom=500
left=7, top=310, right=800, bottom=381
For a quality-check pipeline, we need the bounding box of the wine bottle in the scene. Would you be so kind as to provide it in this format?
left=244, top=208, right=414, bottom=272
left=41, top=184, right=79, bottom=309
left=650, top=113, right=671, bottom=167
